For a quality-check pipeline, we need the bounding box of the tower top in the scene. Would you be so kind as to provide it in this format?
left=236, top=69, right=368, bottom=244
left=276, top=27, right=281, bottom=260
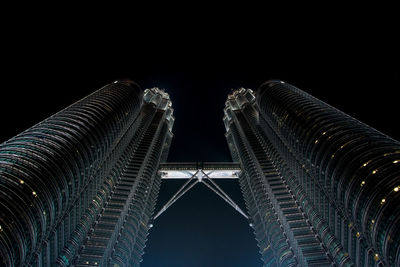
left=225, top=88, right=255, bottom=111
left=113, top=78, right=141, bottom=89
left=144, top=87, right=172, bottom=111
left=259, top=80, right=285, bottom=88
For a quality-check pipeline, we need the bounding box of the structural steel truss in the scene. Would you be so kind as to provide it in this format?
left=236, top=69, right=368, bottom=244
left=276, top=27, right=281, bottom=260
left=153, top=162, right=248, bottom=221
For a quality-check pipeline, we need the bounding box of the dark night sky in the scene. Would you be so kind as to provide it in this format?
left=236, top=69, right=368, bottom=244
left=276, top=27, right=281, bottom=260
left=1, top=14, right=399, bottom=267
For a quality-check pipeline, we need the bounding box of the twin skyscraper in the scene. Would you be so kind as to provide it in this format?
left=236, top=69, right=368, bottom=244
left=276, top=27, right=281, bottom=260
left=0, top=80, right=399, bottom=266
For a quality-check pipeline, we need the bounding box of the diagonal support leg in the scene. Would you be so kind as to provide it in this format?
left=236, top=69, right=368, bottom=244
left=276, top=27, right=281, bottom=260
left=153, top=172, right=199, bottom=220
left=201, top=178, right=249, bottom=219
left=160, top=170, right=199, bottom=211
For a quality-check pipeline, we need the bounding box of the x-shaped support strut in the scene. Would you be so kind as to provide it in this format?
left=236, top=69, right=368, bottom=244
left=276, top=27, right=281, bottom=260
left=153, top=168, right=249, bottom=221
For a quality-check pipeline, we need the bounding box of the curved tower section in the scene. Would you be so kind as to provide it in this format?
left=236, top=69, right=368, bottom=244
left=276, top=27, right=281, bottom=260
left=257, top=81, right=400, bottom=266
left=224, top=82, right=400, bottom=266
left=0, top=81, right=174, bottom=267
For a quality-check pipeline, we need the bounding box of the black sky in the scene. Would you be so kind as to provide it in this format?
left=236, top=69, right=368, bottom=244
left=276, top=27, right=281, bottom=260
left=1, top=16, right=399, bottom=266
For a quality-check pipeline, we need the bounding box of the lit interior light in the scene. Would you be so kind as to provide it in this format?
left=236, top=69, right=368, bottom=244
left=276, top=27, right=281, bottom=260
left=393, top=160, right=399, bottom=164
left=374, top=253, right=379, bottom=261
left=371, top=219, right=375, bottom=224
left=360, top=181, right=366, bottom=186
left=356, top=232, right=360, bottom=237
left=372, top=170, right=377, bottom=174
left=32, top=191, right=37, bottom=197
left=19, top=180, right=24, bottom=184
left=381, top=198, right=386, bottom=204
left=331, top=154, right=335, bottom=158
left=315, top=140, right=319, bottom=144
left=94, top=263, right=98, bottom=265
left=362, top=162, right=368, bottom=167
left=394, top=186, right=399, bottom=192
left=322, top=132, right=326, bottom=135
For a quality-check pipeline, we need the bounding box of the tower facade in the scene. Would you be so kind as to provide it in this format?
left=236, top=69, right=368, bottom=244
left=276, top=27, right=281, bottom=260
left=224, top=81, right=400, bottom=266
left=0, top=80, right=174, bottom=266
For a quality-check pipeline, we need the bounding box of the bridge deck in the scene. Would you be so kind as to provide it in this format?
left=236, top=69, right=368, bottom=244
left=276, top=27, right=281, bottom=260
left=159, top=162, right=241, bottom=179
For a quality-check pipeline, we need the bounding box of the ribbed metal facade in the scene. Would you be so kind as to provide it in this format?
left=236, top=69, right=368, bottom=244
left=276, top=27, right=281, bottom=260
left=224, top=81, right=400, bottom=266
left=0, top=81, right=174, bottom=267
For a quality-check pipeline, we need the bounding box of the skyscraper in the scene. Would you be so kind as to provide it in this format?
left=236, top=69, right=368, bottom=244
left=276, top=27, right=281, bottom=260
left=0, top=80, right=174, bottom=266
left=2, top=78, right=399, bottom=267
left=224, top=81, right=400, bottom=266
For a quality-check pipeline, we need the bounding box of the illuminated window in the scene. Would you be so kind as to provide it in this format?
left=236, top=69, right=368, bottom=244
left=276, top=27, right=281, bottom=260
left=360, top=181, right=366, bottom=186
left=19, top=180, right=24, bottom=184
left=394, top=186, right=399, bottom=192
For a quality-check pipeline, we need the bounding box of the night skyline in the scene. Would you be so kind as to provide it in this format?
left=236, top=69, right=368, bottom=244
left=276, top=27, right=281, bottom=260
left=1, top=32, right=399, bottom=266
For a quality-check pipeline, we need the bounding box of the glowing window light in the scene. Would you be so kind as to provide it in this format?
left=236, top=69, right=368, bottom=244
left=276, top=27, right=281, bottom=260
left=32, top=191, right=37, bottom=197
left=356, top=232, right=360, bottom=237
left=393, top=160, right=399, bottom=164
left=372, top=169, right=378, bottom=174
left=381, top=198, right=386, bottom=204
left=394, top=186, right=399, bottom=192
left=19, top=180, right=24, bottom=184
left=360, top=181, right=366, bottom=186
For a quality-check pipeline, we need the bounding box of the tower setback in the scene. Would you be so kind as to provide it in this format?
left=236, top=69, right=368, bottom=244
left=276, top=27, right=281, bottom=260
left=224, top=81, right=400, bottom=266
